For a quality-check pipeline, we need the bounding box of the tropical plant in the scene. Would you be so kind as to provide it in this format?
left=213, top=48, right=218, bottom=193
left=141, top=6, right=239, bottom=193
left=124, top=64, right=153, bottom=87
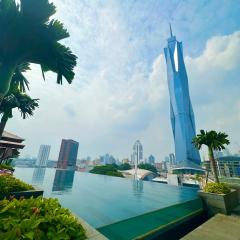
left=0, top=197, right=86, bottom=240
left=192, top=130, right=230, bottom=183
left=138, top=163, right=158, bottom=173
left=204, top=182, right=231, bottom=194
left=0, top=175, right=34, bottom=194
left=0, top=0, right=77, bottom=100
left=0, top=82, right=39, bottom=138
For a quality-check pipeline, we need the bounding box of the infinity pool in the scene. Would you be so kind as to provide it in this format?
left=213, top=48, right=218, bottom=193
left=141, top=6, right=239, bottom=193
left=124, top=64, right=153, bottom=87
left=14, top=167, right=198, bottom=228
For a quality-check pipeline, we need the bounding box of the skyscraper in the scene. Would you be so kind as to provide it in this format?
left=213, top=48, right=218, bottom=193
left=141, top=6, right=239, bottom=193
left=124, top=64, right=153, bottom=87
left=131, top=140, right=143, bottom=179
left=132, top=140, right=143, bottom=165
left=148, top=155, right=155, bottom=165
left=36, top=145, right=51, bottom=167
left=169, top=153, right=176, bottom=166
left=57, top=139, right=79, bottom=169
left=164, top=25, right=201, bottom=166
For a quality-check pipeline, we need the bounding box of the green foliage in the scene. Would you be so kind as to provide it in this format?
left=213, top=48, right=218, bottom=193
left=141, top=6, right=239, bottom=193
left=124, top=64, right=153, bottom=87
left=192, top=130, right=230, bottom=183
left=0, top=82, right=39, bottom=119
left=90, top=165, right=124, bottom=178
left=0, top=0, right=77, bottom=96
left=192, top=130, right=230, bottom=151
left=0, top=164, right=14, bottom=171
left=0, top=175, right=33, bottom=194
left=118, top=163, right=132, bottom=170
left=138, top=163, right=158, bottom=173
left=204, top=182, right=231, bottom=194
left=0, top=197, right=86, bottom=240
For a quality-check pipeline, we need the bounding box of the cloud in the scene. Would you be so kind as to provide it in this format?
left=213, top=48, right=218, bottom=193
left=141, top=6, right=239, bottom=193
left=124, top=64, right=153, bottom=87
left=6, top=0, right=240, bottom=161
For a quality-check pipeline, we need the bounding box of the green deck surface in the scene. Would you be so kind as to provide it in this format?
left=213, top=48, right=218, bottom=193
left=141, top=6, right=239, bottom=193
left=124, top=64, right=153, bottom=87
left=98, top=198, right=203, bottom=240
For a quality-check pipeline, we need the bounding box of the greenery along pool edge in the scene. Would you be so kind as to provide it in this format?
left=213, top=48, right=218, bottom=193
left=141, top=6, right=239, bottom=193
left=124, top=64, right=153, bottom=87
left=0, top=197, right=86, bottom=240
left=0, top=174, right=34, bottom=194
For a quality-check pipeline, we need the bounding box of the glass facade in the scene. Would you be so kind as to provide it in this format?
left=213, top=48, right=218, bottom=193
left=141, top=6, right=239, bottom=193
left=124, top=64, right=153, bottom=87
left=57, top=139, right=79, bottom=169
left=164, top=28, right=201, bottom=166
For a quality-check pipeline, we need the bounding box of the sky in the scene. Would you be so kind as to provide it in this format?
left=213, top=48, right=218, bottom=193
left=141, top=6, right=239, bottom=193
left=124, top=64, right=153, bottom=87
left=8, top=0, right=240, bottom=161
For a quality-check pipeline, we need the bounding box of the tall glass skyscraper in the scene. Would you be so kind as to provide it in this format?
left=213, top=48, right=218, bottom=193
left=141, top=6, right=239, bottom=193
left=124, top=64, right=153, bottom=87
left=36, top=145, right=51, bottom=167
left=164, top=26, right=201, bottom=166
left=57, top=139, right=79, bottom=169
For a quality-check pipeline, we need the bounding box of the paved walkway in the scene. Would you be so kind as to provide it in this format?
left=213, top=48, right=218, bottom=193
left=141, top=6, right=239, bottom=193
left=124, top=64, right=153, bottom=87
left=181, top=213, right=240, bottom=240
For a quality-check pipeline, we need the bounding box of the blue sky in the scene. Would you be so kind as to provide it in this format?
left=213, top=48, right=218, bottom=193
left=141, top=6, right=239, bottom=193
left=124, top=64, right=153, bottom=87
left=9, top=0, right=240, bottom=161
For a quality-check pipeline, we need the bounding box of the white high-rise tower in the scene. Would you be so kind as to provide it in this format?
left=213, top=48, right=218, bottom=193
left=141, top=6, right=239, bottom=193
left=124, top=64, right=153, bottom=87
left=132, top=140, right=143, bottom=179
left=36, top=145, right=51, bottom=167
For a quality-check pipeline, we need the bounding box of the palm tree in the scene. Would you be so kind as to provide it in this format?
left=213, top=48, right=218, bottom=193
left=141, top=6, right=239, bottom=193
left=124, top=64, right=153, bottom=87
left=0, top=0, right=77, bottom=99
left=0, top=83, right=39, bottom=137
left=192, top=130, right=230, bottom=183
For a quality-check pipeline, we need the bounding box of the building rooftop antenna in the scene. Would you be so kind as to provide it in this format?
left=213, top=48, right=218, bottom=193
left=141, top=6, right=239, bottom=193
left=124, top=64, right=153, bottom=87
left=169, top=23, right=173, bottom=37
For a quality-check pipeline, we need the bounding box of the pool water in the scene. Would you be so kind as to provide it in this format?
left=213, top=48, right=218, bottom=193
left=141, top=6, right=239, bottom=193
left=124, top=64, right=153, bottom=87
left=14, top=167, right=198, bottom=228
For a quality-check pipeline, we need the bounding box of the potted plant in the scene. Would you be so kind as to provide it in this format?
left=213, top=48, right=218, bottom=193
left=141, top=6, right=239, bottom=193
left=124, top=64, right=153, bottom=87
left=192, top=130, right=238, bottom=215
left=0, top=175, right=43, bottom=200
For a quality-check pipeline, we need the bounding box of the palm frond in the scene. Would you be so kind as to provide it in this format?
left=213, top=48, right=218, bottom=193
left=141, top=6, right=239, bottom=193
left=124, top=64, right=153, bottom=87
left=11, top=63, right=30, bottom=92
left=0, top=0, right=77, bottom=89
left=193, top=129, right=230, bottom=150
left=39, top=43, right=77, bottom=84
left=0, top=83, right=39, bottom=118
left=20, top=0, right=55, bottom=24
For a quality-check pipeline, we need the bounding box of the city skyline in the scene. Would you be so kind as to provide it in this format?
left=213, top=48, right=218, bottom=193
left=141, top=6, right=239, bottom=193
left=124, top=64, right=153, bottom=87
left=7, top=0, right=240, bottom=161
left=20, top=140, right=240, bottom=163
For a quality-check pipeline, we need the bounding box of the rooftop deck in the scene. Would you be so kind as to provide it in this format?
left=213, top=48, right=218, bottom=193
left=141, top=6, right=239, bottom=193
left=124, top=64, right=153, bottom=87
left=182, top=214, right=240, bottom=240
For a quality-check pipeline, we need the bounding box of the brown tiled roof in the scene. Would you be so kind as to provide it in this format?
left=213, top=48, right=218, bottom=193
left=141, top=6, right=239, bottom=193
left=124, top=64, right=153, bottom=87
left=2, top=131, right=24, bottom=141
left=0, top=140, right=25, bottom=149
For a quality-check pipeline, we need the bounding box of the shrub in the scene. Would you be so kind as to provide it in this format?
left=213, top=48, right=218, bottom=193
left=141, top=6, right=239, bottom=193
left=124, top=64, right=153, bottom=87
left=118, top=163, right=131, bottom=170
left=0, top=197, right=86, bottom=240
left=105, top=171, right=124, bottom=177
left=0, top=175, right=34, bottom=194
left=138, top=163, right=158, bottom=173
left=90, top=165, right=124, bottom=177
left=0, top=164, right=14, bottom=171
left=204, top=182, right=231, bottom=194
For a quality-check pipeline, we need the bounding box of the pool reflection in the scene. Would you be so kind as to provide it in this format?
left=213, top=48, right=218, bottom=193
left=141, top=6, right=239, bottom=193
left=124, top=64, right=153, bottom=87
left=132, top=179, right=143, bottom=199
left=32, top=167, right=46, bottom=185
left=52, top=170, right=75, bottom=193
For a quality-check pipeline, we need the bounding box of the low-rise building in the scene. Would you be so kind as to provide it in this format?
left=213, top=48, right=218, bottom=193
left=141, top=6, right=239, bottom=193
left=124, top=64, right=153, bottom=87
left=203, top=156, right=240, bottom=178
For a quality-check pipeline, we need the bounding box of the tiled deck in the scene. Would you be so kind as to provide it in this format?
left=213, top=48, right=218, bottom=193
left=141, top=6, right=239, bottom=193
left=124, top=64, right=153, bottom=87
left=181, top=213, right=240, bottom=240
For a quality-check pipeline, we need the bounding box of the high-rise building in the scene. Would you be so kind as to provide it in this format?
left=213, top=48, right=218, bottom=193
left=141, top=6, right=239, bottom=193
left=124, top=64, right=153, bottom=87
left=36, top=145, right=51, bottom=167
left=57, top=139, right=79, bottom=169
left=169, top=153, right=176, bottom=166
left=132, top=140, right=143, bottom=178
left=148, top=155, right=155, bottom=165
left=132, top=140, right=143, bottom=165
left=164, top=25, right=201, bottom=166
left=100, top=153, right=116, bottom=165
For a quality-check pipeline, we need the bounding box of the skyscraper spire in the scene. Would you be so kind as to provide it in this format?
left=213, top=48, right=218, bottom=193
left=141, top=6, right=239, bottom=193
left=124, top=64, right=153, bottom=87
left=169, top=23, right=173, bottom=37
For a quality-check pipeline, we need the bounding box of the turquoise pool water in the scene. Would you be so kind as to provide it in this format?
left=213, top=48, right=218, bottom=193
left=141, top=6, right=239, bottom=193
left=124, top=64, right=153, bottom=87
left=14, top=167, right=198, bottom=228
